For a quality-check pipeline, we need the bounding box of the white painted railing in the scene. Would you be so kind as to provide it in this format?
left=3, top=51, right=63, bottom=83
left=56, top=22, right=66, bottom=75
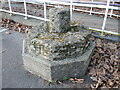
left=0, top=0, right=120, bottom=35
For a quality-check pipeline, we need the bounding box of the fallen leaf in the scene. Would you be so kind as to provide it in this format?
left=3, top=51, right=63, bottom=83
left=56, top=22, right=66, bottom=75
left=107, top=43, right=117, bottom=49
left=5, top=31, right=11, bottom=35
left=88, top=67, right=96, bottom=76
left=58, top=81, right=62, bottom=84
left=90, top=84, right=95, bottom=88
left=104, top=63, right=110, bottom=70
left=99, top=49, right=104, bottom=54
left=90, top=77, right=98, bottom=82
left=75, top=79, right=85, bottom=84
left=108, top=80, right=114, bottom=86
left=69, top=78, right=74, bottom=81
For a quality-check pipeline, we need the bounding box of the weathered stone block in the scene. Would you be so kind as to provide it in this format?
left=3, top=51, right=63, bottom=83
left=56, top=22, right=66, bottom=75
left=27, top=21, right=48, bottom=39
left=23, top=7, right=95, bottom=82
left=49, top=8, right=70, bottom=33
left=27, top=31, right=90, bottom=61
left=23, top=41, right=95, bottom=82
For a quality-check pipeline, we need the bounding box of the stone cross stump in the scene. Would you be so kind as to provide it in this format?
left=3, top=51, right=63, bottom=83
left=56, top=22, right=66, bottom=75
left=23, top=8, right=95, bottom=82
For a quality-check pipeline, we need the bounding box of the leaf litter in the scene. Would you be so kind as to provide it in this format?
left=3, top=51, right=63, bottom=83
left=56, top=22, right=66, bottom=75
left=88, top=36, right=120, bottom=88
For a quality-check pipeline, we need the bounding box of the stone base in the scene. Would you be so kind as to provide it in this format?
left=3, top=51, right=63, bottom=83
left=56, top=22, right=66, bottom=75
left=23, top=41, right=95, bottom=82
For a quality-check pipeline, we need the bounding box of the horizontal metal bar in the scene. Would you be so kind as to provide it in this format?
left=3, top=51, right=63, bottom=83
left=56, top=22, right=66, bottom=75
left=9, top=0, right=45, bottom=3
left=73, top=8, right=120, bottom=17
left=91, top=11, right=120, bottom=17
left=5, top=0, right=120, bottom=10
left=45, top=1, right=120, bottom=10
left=0, top=9, right=49, bottom=21
left=88, top=27, right=120, bottom=36
left=72, top=4, right=119, bottom=10
left=0, top=29, right=7, bottom=33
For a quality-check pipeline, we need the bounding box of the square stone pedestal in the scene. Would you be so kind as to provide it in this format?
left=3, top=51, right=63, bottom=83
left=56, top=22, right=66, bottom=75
left=23, top=41, right=95, bottom=82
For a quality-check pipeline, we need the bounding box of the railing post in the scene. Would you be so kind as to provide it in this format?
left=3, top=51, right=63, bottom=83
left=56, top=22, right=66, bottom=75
left=44, top=0, right=47, bottom=21
left=70, top=0, right=73, bottom=21
left=8, top=0, right=12, bottom=15
left=89, top=0, right=94, bottom=15
left=110, top=1, right=114, bottom=18
left=101, top=0, right=110, bottom=36
left=1, top=0, right=4, bottom=9
left=24, top=0, right=27, bottom=19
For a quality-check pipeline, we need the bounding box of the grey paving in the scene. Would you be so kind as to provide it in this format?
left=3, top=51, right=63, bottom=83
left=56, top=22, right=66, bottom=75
left=72, top=12, right=119, bottom=33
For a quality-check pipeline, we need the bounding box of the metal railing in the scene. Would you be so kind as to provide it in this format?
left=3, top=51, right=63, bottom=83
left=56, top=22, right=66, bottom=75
left=0, top=0, right=49, bottom=21
left=0, top=0, right=120, bottom=36
left=72, top=0, right=120, bottom=18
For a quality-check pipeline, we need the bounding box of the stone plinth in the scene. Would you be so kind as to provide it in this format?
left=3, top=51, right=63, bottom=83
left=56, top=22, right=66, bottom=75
left=23, top=8, right=95, bottom=82
left=23, top=41, right=95, bottom=82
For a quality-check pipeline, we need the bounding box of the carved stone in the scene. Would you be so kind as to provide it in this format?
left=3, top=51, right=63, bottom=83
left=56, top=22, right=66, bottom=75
left=23, top=8, right=95, bottom=82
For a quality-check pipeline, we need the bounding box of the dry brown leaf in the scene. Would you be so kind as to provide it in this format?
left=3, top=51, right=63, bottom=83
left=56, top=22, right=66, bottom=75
left=98, top=48, right=104, bottom=54
left=104, top=63, right=110, bottom=70
left=112, top=69, right=119, bottom=77
left=96, top=39, right=102, bottom=47
left=108, top=80, right=114, bottom=86
left=90, top=77, right=98, bottom=82
left=97, top=68, right=106, bottom=75
left=96, top=79, right=102, bottom=88
left=90, top=84, right=95, bottom=88
left=95, top=83, right=99, bottom=88
left=69, top=78, right=74, bottom=81
left=58, top=81, right=62, bottom=84
left=5, top=31, right=11, bottom=35
left=75, top=79, right=85, bottom=84
left=88, top=67, right=96, bottom=76
left=107, top=43, right=117, bottom=49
